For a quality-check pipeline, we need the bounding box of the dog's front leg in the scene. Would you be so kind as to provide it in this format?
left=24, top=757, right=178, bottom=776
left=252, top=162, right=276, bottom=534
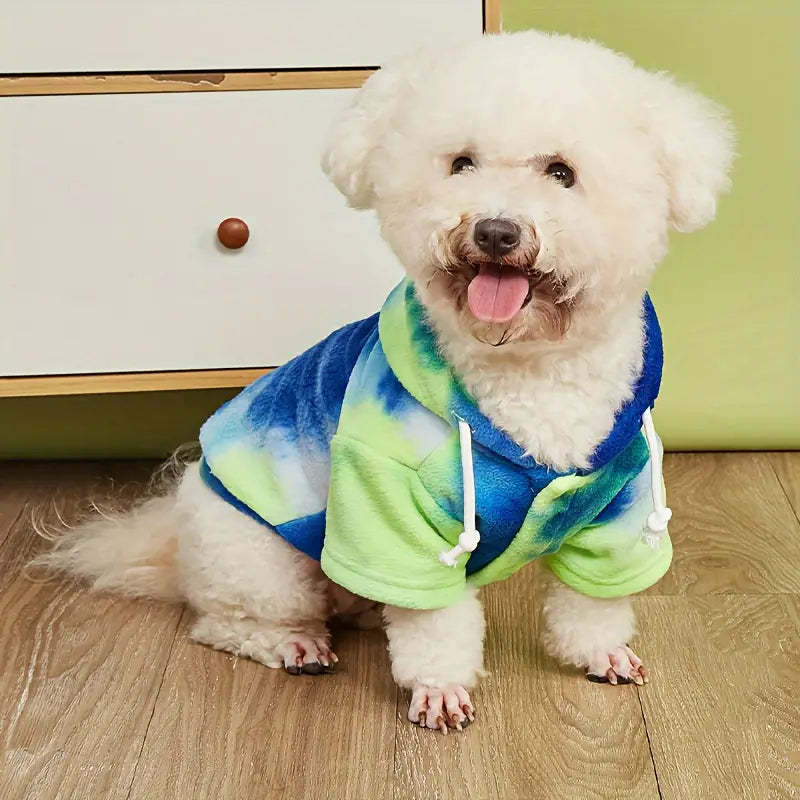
left=539, top=568, right=648, bottom=685
left=383, top=586, right=485, bottom=733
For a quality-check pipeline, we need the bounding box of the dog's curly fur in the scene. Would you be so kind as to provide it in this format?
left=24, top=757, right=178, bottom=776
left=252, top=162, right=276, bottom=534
left=35, top=31, right=733, bottom=731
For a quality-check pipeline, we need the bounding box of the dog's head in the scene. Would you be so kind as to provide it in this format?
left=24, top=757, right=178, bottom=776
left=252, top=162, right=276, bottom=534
left=323, top=32, right=734, bottom=345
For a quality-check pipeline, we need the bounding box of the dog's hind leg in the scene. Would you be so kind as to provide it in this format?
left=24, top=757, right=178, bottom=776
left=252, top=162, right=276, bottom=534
left=189, top=612, right=337, bottom=673
left=175, top=462, right=336, bottom=674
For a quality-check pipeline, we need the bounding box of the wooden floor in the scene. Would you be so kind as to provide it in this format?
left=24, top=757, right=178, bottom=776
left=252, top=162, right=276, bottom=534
left=0, top=454, right=798, bottom=800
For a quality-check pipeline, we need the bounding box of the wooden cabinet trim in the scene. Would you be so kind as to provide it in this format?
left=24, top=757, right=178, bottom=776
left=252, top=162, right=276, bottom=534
left=484, top=0, right=502, bottom=34
left=0, top=369, right=272, bottom=397
left=0, top=69, right=374, bottom=97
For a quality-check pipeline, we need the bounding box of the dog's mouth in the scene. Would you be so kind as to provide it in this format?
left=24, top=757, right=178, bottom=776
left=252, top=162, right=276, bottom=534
left=433, top=256, right=576, bottom=344
left=466, top=262, right=532, bottom=324
left=435, top=220, right=576, bottom=338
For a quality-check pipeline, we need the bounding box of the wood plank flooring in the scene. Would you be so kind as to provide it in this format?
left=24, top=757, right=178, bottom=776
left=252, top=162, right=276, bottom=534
left=0, top=454, right=798, bottom=800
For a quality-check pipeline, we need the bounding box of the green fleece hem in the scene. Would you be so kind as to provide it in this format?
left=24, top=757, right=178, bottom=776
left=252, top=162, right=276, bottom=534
left=321, top=550, right=468, bottom=610
left=545, top=535, right=673, bottom=598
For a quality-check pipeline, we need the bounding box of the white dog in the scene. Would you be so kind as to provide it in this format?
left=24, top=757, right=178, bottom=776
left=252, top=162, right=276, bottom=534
left=38, top=31, right=733, bottom=734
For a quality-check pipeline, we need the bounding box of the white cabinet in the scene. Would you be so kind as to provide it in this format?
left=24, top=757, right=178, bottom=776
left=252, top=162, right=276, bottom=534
left=0, top=1, right=483, bottom=74
left=0, top=90, right=400, bottom=375
left=0, top=0, right=492, bottom=391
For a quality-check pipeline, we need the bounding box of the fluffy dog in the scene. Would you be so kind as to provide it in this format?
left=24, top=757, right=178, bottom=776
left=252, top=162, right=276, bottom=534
left=38, top=31, right=733, bottom=733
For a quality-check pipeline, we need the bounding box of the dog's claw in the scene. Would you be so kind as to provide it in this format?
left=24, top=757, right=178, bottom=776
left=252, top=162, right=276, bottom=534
left=589, top=645, right=648, bottom=686
left=408, top=685, right=473, bottom=733
left=279, top=638, right=337, bottom=676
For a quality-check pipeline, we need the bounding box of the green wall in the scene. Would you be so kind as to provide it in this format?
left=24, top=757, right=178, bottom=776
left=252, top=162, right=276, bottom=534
left=2, top=0, right=797, bottom=458
left=0, top=391, right=237, bottom=460
left=504, top=0, right=799, bottom=450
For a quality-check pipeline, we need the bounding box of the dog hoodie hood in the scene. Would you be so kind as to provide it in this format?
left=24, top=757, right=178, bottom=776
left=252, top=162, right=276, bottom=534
left=199, top=280, right=672, bottom=609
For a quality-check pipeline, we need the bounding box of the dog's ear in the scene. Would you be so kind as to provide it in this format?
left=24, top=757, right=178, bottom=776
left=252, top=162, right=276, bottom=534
left=642, top=73, right=735, bottom=232
left=322, top=53, right=427, bottom=210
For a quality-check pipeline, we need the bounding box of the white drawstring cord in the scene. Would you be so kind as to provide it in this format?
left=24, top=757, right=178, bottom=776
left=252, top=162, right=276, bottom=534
left=439, top=420, right=481, bottom=567
left=438, top=412, right=669, bottom=564
left=641, top=407, right=672, bottom=549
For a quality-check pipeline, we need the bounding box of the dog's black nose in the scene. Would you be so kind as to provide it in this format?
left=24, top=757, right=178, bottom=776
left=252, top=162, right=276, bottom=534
left=473, top=218, right=521, bottom=259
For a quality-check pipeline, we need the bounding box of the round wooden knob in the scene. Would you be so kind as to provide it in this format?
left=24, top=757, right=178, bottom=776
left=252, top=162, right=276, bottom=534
left=217, top=217, right=249, bottom=249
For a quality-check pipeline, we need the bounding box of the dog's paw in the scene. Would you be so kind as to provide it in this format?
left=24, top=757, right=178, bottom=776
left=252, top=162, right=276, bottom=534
left=408, top=684, right=475, bottom=734
left=278, top=635, right=338, bottom=676
left=587, top=644, right=648, bottom=686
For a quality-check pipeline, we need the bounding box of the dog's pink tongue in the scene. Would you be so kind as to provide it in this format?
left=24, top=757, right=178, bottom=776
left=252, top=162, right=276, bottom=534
left=467, top=265, right=529, bottom=324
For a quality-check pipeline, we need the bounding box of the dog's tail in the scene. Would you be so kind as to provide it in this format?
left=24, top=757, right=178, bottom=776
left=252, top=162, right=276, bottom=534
left=31, top=447, right=196, bottom=603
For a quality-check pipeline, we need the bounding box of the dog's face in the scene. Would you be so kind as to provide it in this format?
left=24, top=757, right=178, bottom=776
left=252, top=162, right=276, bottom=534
left=324, top=32, right=734, bottom=346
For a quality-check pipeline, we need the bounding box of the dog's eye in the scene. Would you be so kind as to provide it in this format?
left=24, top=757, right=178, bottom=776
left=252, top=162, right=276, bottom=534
left=451, top=156, right=477, bottom=175
left=545, top=161, right=576, bottom=188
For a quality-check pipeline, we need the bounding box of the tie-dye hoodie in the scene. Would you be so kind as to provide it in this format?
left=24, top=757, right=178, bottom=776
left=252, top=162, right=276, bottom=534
left=199, top=280, right=672, bottom=609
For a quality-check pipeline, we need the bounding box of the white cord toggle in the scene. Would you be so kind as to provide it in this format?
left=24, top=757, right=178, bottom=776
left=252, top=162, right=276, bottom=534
left=641, top=408, right=672, bottom=550
left=439, top=420, right=481, bottom=567
left=439, top=529, right=481, bottom=567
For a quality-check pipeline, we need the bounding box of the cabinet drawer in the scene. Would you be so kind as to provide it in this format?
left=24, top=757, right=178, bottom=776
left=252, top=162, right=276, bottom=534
left=0, top=90, right=401, bottom=376
left=0, top=1, right=483, bottom=74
